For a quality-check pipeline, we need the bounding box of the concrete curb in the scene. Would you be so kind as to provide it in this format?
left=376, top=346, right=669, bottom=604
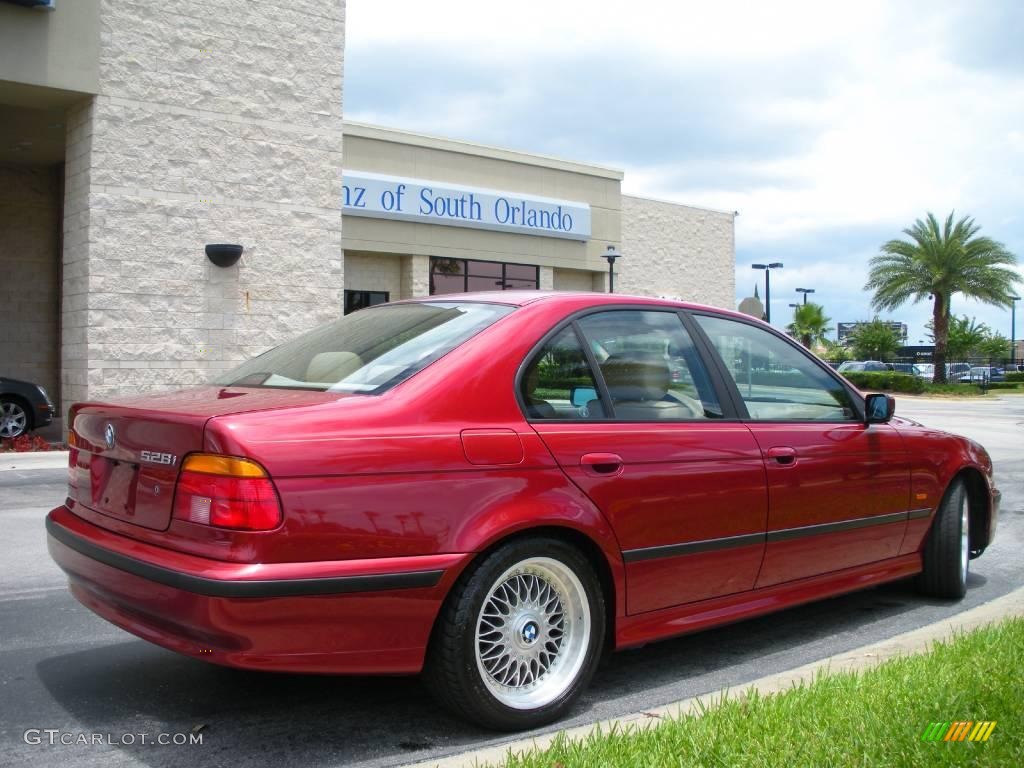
left=402, top=586, right=1024, bottom=768
left=0, top=451, right=69, bottom=472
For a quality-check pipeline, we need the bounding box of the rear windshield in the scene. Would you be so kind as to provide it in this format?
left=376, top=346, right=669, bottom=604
left=213, top=302, right=514, bottom=394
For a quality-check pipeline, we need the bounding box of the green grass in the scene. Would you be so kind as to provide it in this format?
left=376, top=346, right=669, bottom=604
left=500, top=617, right=1024, bottom=768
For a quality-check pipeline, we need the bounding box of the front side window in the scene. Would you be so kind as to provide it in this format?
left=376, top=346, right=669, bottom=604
left=576, top=311, right=721, bottom=420
left=695, top=314, right=858, bottom=421
left=215, top=302, right=513, bottom=394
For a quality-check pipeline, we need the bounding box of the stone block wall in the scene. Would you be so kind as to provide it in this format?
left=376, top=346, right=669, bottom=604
left=62, top=0, right=346, bottom=407
left=619, top=195, right=735, bottom=308
left=0, top=166, right=61, bottom=402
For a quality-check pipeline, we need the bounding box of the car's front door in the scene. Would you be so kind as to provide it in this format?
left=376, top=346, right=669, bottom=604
left=521, top=309, right=768, bottom=615
left=692, top=313, right=911, bottom=588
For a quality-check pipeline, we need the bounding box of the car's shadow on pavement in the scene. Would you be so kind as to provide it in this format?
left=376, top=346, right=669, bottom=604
left=35, top=576, right=983, bottom=768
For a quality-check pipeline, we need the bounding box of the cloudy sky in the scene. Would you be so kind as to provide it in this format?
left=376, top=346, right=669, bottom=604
left=344, top=0, right=1024, bottom=342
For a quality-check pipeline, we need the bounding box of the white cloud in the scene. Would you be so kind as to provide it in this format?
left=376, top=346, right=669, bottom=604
left=347, top=0, right=1024, bottom=343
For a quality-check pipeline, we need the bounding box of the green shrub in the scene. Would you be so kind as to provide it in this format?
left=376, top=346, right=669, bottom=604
left=841, top=371, right=925, bottom=394
left=986, top=382, right=1023, bottom=390
left=1005, top=371, right=1024, bottom=382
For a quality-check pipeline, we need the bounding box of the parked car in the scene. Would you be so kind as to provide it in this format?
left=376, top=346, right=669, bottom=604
left=46, top=293, right=1000, bottom=730
left=913, top=363, right=935, bottom=381
left=837, top=360, right=893, bottom=373
left=959, top=367, right=1005, bottom=384
left=0, top=376, right=54, bottom=439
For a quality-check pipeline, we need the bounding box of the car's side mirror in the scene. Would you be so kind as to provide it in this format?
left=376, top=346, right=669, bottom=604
left=864, top=393, right=895, bottom=424
left=570, top=385, right=597, bottom=408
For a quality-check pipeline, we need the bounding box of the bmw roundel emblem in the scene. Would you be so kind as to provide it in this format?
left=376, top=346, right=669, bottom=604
left=104, top=423, right=116, bottom=450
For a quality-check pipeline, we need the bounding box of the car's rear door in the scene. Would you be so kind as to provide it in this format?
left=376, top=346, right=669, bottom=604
left=690, top=313, right=912, bottom=588
left=521, top=308, right=768, bottom=615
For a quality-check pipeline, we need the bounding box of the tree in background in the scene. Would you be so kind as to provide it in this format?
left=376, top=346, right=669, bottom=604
left=928, top=315, right=988, bottom=360
left=926, top=315, right=1012, bottom=362
left=786, top=302, right=831, bottom=349
left=821, top=338, right=852, bottom=363
left=977, top=334, right=1011, bottom=362
left=865, top=212, right=1020, bottom=383
left=849, top=318, right=901, bottom=361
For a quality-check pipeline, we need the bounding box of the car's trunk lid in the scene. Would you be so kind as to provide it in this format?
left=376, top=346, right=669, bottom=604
left=68, top=387, right=343, bottom=531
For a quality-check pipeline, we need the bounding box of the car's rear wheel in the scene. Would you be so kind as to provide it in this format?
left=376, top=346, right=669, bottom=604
left=424, top=537, right=605, bottom=730
left=0, top=397, right=31, bottom=439
left=916, top=478, right=970, bottom=599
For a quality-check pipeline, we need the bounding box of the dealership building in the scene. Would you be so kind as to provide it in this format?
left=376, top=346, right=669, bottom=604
left=0, top=0, right=735, bottom=422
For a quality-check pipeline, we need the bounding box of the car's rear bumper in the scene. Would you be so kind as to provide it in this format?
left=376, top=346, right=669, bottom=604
left=47, top=505, right=470, bottom=674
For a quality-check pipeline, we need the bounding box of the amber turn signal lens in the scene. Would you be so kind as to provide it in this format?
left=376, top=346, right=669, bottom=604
left=181, top=454, right=268, bottom=478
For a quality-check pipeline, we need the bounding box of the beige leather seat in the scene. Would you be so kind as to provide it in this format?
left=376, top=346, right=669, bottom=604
left=600, top=353, right=694, bottom=420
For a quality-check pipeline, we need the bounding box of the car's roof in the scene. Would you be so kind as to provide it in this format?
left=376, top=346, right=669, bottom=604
left=398, top=290, right=748, bottom=318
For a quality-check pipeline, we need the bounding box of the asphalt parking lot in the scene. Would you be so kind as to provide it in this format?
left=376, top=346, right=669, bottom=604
left=1, top=395, right=1022, bottom=768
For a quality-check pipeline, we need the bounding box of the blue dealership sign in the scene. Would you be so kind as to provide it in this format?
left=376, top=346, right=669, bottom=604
left=342, top=171, right=591, bottom=241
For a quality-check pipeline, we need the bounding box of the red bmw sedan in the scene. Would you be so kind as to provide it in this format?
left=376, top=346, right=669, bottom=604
left=47, top=292, right=999, bottom=730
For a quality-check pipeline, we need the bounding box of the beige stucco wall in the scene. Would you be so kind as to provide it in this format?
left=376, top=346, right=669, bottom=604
left=553, top=267, right=604, bottom=292
left=0, top=165, right=60, bottom=402
left=61, top=0, right=346, bottom=407
left=0, top=0, right=100, bottom=100
left=342, top=123, right=622, bottom=273
left=343, top=251, right=402, bottom=300
left=618, top=195, right=735, bottom=308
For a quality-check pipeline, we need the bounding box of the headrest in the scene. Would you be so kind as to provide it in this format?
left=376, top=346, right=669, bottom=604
left=601, top=353, right=670, bottom=401
left=306, top=351, right=364, bottom=383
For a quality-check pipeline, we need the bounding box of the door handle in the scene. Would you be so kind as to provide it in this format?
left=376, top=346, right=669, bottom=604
left=580, top=453, right=624, bottom=476
left=766, top=446, right=797, bottom=466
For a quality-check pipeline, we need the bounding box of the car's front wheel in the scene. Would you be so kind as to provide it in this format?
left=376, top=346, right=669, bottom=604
left=0, top=397, right=31, bottom=439
left=424, top=537, right=605, bottom=730
left=916, top=478, right=970, bottom=599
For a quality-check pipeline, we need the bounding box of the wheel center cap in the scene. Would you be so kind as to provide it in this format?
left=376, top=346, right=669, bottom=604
left=521, top=620, right=539, bottom=645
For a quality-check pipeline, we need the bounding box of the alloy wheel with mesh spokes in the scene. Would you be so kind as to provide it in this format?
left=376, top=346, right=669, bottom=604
left=424, top=538, right=604, bottom=730
left=474, top=557, right=590, bottom=710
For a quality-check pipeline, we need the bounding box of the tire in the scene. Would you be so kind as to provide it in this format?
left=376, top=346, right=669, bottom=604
left=916, top=478, right=970, bottom=599
left=423, top=537, right=605, bottom=731
left=0, top=397, right=31, bottom=439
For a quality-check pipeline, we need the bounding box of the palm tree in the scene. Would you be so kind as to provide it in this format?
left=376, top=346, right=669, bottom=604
left=865, top=212, right=1020, bottom=383
left=787, top=302, right=831, bottom=349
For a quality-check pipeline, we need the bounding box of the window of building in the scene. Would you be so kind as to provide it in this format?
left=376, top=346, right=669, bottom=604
left=344, top=290, right=390, bottom=315
left=429, top=257, right=539, bottom=295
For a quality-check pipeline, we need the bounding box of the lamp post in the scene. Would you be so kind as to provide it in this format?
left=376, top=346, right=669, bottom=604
left=603, top=245, right=622, bottom=293
left=795, top=287, right=815, bottom=304
left=751, top=263, right=783, bottom=323
left=1011, top=295, right=1021, bottom=367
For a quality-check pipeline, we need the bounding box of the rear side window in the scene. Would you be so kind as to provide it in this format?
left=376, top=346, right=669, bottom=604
left=521, top=310, right=722, bottom=421
left=576, top=311, right=722, bottom=420
left=521, top=327, right=605, bottom=419
left=215, top=302, right=514, bottom=394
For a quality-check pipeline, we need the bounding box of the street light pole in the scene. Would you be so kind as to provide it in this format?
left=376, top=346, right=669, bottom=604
left=751, top=263, right=783, bottom=323
left=796, top=287, right=815, bottom=304
left=1011, top=295, right=1021, bottom=367
left=603, top=245, right=621, bottom=294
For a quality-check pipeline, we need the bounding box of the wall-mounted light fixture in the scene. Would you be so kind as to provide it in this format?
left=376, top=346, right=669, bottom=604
left=205, top=243, right=243, bottom=268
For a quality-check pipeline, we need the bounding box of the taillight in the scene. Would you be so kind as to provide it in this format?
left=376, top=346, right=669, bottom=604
left=172, top=454, right=281, bottom=531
